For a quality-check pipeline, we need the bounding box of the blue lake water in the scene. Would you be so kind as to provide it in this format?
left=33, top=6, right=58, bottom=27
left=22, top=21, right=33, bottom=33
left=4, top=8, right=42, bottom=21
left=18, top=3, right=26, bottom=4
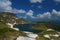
left=14, top=24, right=43, bottom=33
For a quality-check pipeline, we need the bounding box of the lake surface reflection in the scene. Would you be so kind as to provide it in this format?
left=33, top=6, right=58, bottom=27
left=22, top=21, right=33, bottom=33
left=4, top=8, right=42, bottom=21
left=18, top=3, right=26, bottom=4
left=14, top=24, right=43, bottom=33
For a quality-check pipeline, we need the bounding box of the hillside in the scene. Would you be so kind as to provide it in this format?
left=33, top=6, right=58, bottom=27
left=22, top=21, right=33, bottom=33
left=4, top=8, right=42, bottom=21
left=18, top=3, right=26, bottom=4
left=32, top=21, right=60, bottom=32
left=0, top=12, right=60, bottom=40
left=0, top=12, right=29, bottom=40
left=0, top=22, right=26, bottom=40
left=0, top=12, right=28, bottom=24
left=38, top=29, right=60, bottom=40
left=32, top=22, right=60, bottom=40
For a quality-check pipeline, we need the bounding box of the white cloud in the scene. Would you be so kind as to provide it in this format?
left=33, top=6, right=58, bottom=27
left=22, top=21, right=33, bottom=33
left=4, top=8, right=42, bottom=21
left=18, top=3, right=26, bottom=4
left=17, top=9, right=26, bottom=13
left=0, top=0, right=26, bottom=13
left=36, top=9, right=60, bottom=21
left=54, top=0, right=60, bottom=2
left=9, top=9, right=26, bottom=13
left=26, top=10, right=33, bottom=16
left=52, top=9, right=60, bottom=16
left=26, top=10, right=35, bottom=18
left=0, top=0, right=12, bottom=11
left=30, top=0, right=43, bottom=3
left=37, top=12, right=51, bottom=18
left=24, top=9, right=60, bottom=21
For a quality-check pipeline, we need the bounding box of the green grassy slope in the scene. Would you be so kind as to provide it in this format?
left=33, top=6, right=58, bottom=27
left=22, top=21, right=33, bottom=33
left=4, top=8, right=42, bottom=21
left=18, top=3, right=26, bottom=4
left=0, top=22, right=26, bottom=40
left=32, top=23, right=47, bottom=31
left=32, top=22, right=60, bottom=31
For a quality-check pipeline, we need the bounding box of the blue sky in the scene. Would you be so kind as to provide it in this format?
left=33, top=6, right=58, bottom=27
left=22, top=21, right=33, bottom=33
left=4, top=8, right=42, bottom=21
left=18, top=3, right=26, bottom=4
left=0, top=0, right=60, bottom=22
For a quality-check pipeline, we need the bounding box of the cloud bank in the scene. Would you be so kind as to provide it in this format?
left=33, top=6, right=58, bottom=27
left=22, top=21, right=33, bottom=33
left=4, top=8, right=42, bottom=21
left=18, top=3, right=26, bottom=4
left=25, top=9, right=60, bottom=21
left=29, top=0, right=43, bottom=3
left=0, top=0, right=26, bottom=13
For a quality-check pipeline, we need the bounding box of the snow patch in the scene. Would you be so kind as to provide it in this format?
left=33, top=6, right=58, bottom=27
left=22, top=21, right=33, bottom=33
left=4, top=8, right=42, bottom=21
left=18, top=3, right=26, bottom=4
left=23, top=31, right=33, bottom=34
left=6, top=23, right=19, bottom=31
left=44, top=34, right=50, bottom=38
left=13, top=28, right=19, bottom=31
left=23, top=31, right=38, bottom=38
left=52, top=34, right=59, bottom=37
left=47, top=29, right=54, bottom=31
left=17, top=31, right=38, bottom=40
left=27, top=34, right=38, bottom=38
left=16, top=36, right=36, bottom=40
left=7, top=23, right=13, bottom=28
left=44, top=34, right=60, bottom=39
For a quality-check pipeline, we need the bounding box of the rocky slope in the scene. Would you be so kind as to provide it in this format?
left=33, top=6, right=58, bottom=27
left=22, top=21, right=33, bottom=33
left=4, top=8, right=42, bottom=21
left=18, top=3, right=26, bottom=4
left=0, top=12, right=28, bottom=24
